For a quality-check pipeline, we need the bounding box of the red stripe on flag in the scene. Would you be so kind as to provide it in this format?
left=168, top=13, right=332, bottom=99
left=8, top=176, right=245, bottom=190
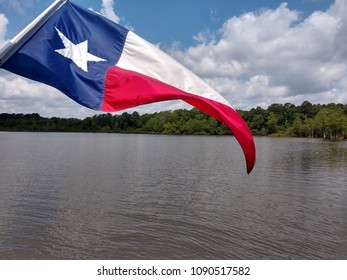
left=102, top=66, right=255, bottom=173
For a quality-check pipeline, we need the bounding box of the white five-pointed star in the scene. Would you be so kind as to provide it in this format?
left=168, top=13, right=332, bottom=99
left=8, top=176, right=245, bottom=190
left=54, top=27, right=106, bottom=72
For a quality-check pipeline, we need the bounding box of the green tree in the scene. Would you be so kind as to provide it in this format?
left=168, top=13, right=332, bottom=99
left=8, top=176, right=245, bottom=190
left=314, top=108, right=347, bottom=140
left=267, top=112, right=278, bottom=135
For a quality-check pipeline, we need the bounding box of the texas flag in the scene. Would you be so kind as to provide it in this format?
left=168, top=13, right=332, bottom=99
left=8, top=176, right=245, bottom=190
left=0, top=0, right=256, bottom=173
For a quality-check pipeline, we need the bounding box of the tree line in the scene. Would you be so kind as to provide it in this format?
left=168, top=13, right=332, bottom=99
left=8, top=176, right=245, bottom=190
left=1, top=101, right=346, bottom=140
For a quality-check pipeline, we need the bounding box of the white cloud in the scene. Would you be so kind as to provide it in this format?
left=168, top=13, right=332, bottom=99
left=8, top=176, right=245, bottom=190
left=170, top=0, right=347, bottom=109
left=100, top=0, right=120, bottom=23
left=1, top=0, right=347, bottom=119
left=0, top=13, right=8, bottom=48
left=209, top=8, right=219, bottom=23
left=99, top=0, right=135, bottom=32
left=0, top=71, right=96, bottom=118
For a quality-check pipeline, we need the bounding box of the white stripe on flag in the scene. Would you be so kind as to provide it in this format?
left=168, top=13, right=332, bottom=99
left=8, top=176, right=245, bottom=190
left=117, top=31, right=232, bottom=108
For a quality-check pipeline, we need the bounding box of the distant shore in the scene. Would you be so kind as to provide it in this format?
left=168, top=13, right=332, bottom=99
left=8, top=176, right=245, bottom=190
left=1, top=101, right=346, bottom=140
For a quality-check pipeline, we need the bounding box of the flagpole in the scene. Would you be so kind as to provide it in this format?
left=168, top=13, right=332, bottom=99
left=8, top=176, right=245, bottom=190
left=0, top=0, right=68, bottom=66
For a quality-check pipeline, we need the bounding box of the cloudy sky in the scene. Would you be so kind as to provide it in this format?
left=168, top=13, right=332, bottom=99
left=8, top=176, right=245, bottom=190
left=0, top=0, right=346, bottom=118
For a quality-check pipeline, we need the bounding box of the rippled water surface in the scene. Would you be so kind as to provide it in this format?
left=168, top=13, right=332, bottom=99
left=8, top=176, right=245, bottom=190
left=0, top=132, right=346, bottom=259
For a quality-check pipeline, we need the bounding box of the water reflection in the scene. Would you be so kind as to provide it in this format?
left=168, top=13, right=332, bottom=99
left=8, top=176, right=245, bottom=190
left=0, top=133, right=346, bottom=259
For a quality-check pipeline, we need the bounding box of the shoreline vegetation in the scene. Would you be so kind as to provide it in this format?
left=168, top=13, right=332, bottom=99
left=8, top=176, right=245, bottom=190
left=1, top=101, right=346, bottom=140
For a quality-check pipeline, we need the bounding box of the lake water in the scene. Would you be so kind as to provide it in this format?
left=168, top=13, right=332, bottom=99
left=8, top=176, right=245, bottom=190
left=0, top=132, right=346, bottom=259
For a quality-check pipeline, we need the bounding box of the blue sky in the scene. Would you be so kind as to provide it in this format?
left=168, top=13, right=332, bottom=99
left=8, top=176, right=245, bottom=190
left=1, top=0, right=346, bottom=118
left=1, top=0, right=334, bottom=48
left=116, top=0, right=333, bottom=48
